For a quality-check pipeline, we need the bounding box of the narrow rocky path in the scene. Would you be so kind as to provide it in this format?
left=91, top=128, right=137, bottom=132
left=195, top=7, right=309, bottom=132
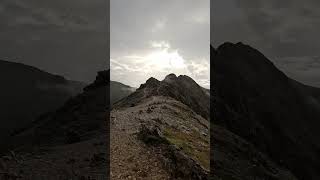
left=110, top=108, right=170, bottom=180
left=111, top=96, right=210, bottom=180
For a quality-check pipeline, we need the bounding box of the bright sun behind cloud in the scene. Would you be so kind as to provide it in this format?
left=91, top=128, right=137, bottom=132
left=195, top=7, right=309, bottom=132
left=146, top=49, right=186, bottom=70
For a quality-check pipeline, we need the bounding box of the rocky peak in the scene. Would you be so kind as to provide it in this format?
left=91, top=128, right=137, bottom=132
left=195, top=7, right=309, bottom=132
left=163, top=73, right=177, bottom=83
left=138, top=77, right=160, bottom=90
left=216, top=42, right=277, bottom=68
left=213, top=42, right=288, bottom=90
left=146, top=77, right=160, bottom=84
left=165, top=73, right=177, bottom=79
left=177, top=75, right=199, bottom=87
left=84, top=70, right=109, bottom=91
left=216, top=41, right=247, bottom=52
left=95, top=70, right=109, bottom=84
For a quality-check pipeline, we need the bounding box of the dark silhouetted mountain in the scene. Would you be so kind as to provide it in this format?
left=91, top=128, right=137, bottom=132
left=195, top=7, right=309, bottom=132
left=3, top=70, right=109, bottom=178
left=0, top=60, right=85, bottom=151
left=212, top=42, right=320, bottom=179
left=11, top=70, right=108, bottom=146
left=115, top=73, right=210, bottom=120
left=110, top=81, right=135, bottom=105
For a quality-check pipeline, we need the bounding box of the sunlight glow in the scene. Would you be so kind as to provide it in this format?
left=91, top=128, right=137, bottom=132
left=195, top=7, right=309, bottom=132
left=146, top=49, right=186, bottom=69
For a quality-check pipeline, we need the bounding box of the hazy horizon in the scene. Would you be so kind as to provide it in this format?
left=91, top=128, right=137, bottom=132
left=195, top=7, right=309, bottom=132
left=110, top=0, right=210, bottom=89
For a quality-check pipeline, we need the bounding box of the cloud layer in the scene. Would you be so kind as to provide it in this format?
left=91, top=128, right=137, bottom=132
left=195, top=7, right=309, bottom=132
left=111, top=0, right=210, bottom=88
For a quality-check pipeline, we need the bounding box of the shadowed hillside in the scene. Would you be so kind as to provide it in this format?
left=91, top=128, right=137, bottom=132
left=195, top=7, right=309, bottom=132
left=0, top=70, right=109, bottom=179
left=212, top=42, right=320, bottom=179
left=0, top=60, right=85, bottom=152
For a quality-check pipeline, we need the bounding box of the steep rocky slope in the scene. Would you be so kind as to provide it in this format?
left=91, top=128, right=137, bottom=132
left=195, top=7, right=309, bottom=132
left=111, top=74, right=210, bottom=180
left=211, top=42, right=320, bottom=179
left=0, top=60, right=85, bottom=151
left=0, top=70, right=109, bottom=179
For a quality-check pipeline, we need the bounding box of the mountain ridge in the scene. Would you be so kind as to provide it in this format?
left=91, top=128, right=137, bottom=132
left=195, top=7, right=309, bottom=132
left=115, top=73, right=210, bottom=120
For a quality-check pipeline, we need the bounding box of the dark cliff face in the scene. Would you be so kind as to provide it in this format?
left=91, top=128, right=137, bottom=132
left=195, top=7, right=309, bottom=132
left=212, top=43, right=320, bottom=179
left=115, top=73, right=210, bottom=120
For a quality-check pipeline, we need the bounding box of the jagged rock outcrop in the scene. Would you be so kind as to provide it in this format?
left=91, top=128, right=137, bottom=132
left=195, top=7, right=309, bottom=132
left=212, top=42, right=320, bottom=179
left=84, top=70, right=109, bottom=91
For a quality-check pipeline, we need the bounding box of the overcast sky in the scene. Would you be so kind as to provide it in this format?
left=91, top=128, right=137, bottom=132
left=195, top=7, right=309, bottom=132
left=0, top=0, right=108, bottom=83
left=212, top=0, right=320, bottom=87
left=111, top=0, right=210, bottom=88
